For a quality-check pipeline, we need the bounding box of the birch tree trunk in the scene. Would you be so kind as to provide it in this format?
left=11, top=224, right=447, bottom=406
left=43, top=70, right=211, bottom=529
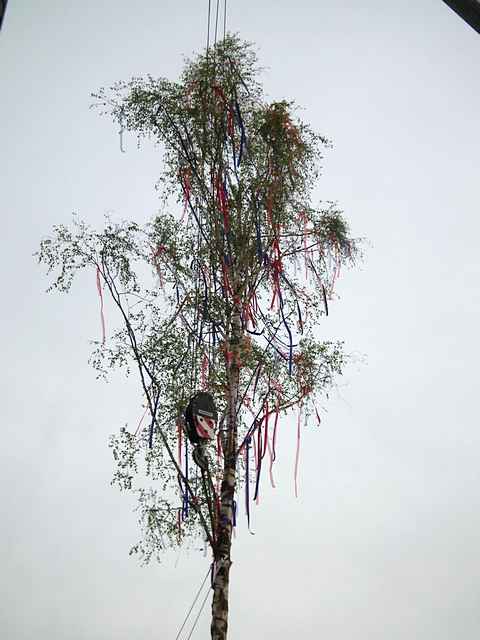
left=211, top=308, right=242, bottom=640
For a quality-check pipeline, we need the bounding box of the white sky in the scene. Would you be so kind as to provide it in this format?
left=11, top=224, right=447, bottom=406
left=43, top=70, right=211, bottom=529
left=1, top=2, right=479, bottom=639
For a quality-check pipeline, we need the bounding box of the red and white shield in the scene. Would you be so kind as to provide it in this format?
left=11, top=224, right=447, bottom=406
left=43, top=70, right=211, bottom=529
left=195, top=414, right=215, bottom=439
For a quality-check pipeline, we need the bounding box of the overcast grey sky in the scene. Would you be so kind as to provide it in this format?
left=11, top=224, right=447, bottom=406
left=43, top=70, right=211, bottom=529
left=1, top=2, right=479, bottom=639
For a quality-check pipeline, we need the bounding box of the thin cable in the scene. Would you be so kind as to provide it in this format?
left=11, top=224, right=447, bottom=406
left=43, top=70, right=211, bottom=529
left=223, top=0, right=227, bottom=40
left=186, top=586, right=212, bottom=640
left=206, top=0, right=211, bottom=51
left=214, top=0, right=220, bottom=46
left=175, top=566, right=211, bottom=640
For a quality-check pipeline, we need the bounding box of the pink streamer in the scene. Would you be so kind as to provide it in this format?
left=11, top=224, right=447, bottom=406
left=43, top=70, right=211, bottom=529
left=267, top=437, right=276, bottom=489
left=134, top=404, right=149, bottom=436
left=272, top=397, right=280, bottom=461
left=294, top=406, right=301, bottom=498
left=96, top=266, right=106, bottom=344
left=201, top=352, right=209, bottom=390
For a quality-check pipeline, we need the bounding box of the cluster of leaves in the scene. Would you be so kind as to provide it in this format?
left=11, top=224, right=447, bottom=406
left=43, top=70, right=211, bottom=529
left=38, top=34, right=360, bottom=560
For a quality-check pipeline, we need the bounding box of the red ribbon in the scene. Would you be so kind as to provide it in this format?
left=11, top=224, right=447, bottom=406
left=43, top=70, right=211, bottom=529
left=201, top=352, right=209, bottom=389
left=294, top=406, right=301, bottom=498
left=95, top=266, right=106, bottom=344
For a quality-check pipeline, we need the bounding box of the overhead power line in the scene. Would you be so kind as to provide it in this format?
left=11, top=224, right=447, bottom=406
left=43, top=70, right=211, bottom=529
left=441, top=0, right=480, bottom=33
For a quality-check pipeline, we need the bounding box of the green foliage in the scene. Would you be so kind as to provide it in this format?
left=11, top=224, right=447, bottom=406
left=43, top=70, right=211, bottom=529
left=38, top=34, right=361, bottom=562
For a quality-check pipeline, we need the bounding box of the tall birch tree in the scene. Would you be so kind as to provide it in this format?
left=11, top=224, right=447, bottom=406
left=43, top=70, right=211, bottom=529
left=38, top=35, right=359, bottom=640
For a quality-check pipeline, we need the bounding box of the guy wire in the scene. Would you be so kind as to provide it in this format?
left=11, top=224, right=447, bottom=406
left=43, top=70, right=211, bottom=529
left=174, top=565, right=211, bottom=640
left=185, top=587, right=212, bottom=639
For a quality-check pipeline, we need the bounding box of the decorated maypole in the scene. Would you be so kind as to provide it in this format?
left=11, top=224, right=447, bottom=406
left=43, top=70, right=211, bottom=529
left=38, top=34, right=359, bottom=640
